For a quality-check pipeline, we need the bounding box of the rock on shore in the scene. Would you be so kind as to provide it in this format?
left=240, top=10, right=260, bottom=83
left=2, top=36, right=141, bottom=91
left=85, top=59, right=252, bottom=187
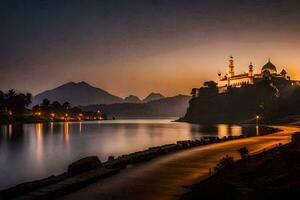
left=68, top=156, right=102, bottom=176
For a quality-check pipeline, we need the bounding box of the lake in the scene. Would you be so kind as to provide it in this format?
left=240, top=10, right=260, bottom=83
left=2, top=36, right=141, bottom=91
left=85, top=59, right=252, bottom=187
left=0, top=119, right=261, bottom=190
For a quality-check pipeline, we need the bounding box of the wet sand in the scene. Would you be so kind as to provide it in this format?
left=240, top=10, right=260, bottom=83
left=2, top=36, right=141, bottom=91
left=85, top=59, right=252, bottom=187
left=60, top=125, right=299, bottom=200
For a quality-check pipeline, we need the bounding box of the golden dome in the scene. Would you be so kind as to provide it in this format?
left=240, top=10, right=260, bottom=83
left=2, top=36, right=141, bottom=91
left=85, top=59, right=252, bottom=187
left=261, top=60, right=277, bottom=74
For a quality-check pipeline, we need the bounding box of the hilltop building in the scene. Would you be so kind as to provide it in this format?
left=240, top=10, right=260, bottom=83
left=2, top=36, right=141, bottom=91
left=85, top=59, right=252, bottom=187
left=217, top=56, right=293, bottom=93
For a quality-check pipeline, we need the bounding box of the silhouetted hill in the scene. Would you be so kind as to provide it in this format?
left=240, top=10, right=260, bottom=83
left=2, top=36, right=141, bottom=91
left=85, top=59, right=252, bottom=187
left=124, top=95, right=142, bottom=103
left=33, top=82, right=123, bottom=106
left=143, top=92, right=164, bottom=102
left=180, top=77, right=300, bottom=124
left=80, top=95, right=191, bottom=118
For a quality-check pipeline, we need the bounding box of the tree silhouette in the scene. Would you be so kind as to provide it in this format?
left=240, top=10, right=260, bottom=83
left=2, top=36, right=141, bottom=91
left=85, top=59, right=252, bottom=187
left=0, top=91, right=4, bottom=113
left=42, top=98, right=50, bottom=107
left=63, top=102, right=70, bottom=110
left=237, top=147, right=249, bottom=159
left=2, top=90, right=32, bottom=115
left=183, top=76, right=299, bottom=123
left=51, top=101, right=62, bottom=112
left=197, top=81, right=218, bottom=97
left=204, top=81, right=217, bottom=88
left=214, top=155, right=235, bottom=171
left=7, top=89, right=16, bottom=99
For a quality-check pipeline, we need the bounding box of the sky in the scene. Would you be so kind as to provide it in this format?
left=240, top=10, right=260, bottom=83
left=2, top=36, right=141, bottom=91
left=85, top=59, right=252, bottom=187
left=1, top=0, right=300, bottom=98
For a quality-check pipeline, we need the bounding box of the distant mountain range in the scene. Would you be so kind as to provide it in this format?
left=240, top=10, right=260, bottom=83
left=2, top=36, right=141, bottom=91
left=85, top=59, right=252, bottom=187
left=32, top=81, right=191, bottom=117
left=33, top=81, right=184, bottom=103
left=33, top=81, right=123, bottom=106
left=142, top=92, right=165, bottom=102
left=124, top=95, right=142, bottom=103
left=124, top=93, right=165, bottom=103
left=80, top=95, right=191, bottom=118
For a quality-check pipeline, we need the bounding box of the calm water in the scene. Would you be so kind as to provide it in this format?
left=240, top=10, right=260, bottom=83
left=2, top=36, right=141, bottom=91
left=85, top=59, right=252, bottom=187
left=0, top=119, right=260, bottom=190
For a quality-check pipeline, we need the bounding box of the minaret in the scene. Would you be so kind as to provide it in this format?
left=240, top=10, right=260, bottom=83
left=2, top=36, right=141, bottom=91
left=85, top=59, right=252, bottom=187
left=228, top=56, right=234, bottom=78
left=249, top=62, right=253, bottom=77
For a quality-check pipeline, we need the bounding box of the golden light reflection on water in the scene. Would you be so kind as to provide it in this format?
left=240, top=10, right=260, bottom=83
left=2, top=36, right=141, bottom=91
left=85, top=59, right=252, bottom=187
left=50, top=122, right=54, bottom=130
left=35, top=123, right=43, bottom=162
left=79, top=122, right=82, bottom=133
left=217, top=124, right=242, bottom=137
left=64, top=122, right=69, bottom=143
left=8, top=124, right=12, bottom=138
left=217, top=124, right=228, bottom=138
left=35, top=123, right=43, bottom=144
left=256, top=125, right=259, bottom=136
left=36, top=123, right=42, bottom=135
left=231, top=125, right=242, bottom=136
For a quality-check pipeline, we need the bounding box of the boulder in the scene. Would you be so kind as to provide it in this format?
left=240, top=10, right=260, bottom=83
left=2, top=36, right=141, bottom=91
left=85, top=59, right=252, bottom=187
left=68, top=156, right=102, bottom=176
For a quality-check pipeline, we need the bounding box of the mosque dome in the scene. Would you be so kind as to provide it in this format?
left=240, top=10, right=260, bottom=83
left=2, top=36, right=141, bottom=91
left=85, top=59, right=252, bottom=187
left=261, top=60, right=277, bottom=74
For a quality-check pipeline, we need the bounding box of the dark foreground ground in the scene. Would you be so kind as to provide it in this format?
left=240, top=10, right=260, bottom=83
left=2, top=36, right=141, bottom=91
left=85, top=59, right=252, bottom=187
left=181, top=142, right=300, bottom=200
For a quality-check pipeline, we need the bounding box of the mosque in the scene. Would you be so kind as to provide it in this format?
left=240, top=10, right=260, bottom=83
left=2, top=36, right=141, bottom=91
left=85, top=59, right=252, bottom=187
left=217, top=56, right=293, bottom=93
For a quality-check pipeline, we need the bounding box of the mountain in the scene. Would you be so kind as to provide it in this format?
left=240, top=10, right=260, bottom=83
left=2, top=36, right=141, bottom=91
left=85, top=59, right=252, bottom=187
left=33, top=81, right=123, bottom=106
left=124, top=95, right=142, bottom=103
left=143, top=92, right=165, bottom=102
left=80, top=95, right=191, bottom=118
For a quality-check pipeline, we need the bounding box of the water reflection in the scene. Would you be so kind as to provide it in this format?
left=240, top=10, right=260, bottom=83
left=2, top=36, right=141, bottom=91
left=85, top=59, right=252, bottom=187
left=50, top=122, right=54, bottom=132
left=64, top=122, right=69, bottom=143
left=0, top=124, right=24, bottom=141
left=198, top=124, right=242, bottom=138
left=8, top=124, right=12, bottom=138
left=79, top=121, right=82, bottom=133
left=35, top=123, right=43, bottom=164
left=216, top=124, right=229, bottom=138
left=231, top=125, right=242, bottom=136
left=35, top=123, right=42, bottom=135
left=0, top=119, right=266, bottom=190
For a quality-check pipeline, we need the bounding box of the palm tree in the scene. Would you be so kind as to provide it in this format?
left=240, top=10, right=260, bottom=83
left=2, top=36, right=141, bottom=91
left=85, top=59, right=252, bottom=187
left=5, top=90, right=16, bottom=112
left=6, top=89, right=16, bottom=99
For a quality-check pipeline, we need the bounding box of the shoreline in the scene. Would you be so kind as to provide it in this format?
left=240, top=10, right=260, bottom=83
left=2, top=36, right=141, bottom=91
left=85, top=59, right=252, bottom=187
left=0, top=116, right=176, bottom=125
left=0, top=118, right=107, bottom=125
left=0, top=125, right=281, bottom=199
